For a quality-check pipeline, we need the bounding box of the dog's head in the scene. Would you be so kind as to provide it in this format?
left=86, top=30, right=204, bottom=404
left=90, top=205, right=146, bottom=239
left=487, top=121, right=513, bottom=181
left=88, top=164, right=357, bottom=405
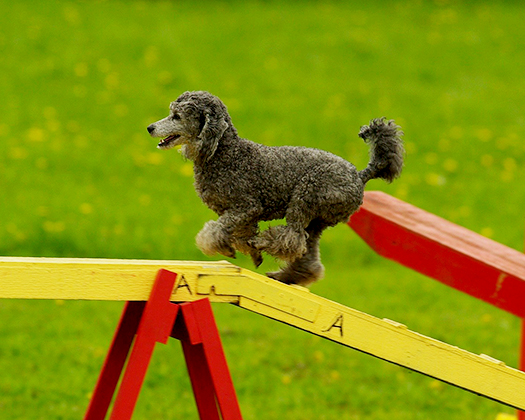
left=147, top=91, right=230, bottom=162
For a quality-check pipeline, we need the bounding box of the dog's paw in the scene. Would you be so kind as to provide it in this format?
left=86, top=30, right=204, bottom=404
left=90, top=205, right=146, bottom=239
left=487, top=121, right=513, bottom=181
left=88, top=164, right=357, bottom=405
left=266, top=264, right=322, bottom=287
left=230, top=236, right=262, bottom=266
left=218, top=244, right=236, bottom=259
left=196, top=221, right=236, bottom=258
left=266, top=270, right=290, bottom=283
left=250, top=249, right=263, bottom=268
left=255, top=226, right=307, bottom=261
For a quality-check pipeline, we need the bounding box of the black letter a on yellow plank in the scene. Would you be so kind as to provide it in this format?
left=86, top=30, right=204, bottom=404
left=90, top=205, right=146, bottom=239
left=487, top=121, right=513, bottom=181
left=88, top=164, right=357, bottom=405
left=175, top=275, right=192, bottom=294
left=323, top=314, right=344, bottom=337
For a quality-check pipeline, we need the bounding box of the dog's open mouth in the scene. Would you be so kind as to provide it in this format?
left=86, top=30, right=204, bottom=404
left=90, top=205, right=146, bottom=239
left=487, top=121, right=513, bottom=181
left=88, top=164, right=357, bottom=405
left=157, top=134, right=181, bottom=150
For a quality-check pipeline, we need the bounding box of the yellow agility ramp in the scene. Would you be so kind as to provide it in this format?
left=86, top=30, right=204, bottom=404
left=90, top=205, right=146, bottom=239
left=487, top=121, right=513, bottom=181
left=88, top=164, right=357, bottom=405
left=1, top=256, right=525, bottom=411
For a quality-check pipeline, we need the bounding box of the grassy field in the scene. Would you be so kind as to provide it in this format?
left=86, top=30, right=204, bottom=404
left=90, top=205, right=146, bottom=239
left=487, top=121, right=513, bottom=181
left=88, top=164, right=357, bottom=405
left=1, top=0, right=525, bottom=419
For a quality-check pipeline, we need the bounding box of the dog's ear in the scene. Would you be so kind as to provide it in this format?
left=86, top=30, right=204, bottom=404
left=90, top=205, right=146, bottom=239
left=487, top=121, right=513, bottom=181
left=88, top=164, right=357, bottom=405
left=197, top=109, right=228, bottom=161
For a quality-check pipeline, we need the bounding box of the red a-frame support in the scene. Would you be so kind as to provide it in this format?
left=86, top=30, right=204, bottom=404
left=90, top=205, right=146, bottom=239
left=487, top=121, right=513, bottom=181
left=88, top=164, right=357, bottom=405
left=83, top=269, right=243, bottom=420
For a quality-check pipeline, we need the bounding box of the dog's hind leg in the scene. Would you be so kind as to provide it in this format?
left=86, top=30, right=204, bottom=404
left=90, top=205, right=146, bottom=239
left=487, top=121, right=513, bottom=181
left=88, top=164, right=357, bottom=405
left=266, top=219, right=326, bottom=286
left=255, top=190, right=313, bottom=261
left=254, top=223, right=308, bottom=262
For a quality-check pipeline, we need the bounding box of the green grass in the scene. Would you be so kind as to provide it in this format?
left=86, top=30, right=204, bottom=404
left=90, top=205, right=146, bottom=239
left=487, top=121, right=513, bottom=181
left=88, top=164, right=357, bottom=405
left=1, top=0, right=525, bottom=419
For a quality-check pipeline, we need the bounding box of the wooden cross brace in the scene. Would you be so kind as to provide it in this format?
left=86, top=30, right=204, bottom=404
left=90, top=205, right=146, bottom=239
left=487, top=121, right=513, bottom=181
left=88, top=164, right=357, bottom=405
left=83, top=269, right=242, bottom=420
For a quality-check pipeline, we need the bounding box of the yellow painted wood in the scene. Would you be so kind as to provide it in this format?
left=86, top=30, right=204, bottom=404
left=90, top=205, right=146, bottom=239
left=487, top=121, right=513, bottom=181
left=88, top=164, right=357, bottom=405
left=496, top=414, right=517, bottom=420
left=200, top=271, right=525, bottom=411
left=1, top=256, right=525, bottom=410
left=0, top=257, right=238, bottom=302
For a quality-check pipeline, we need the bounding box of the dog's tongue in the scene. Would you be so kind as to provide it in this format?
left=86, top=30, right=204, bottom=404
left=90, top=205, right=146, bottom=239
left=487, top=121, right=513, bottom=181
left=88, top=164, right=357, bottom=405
left=158, top=137, right=171, bottom=147
left=158, top=135, right=178, bottom=148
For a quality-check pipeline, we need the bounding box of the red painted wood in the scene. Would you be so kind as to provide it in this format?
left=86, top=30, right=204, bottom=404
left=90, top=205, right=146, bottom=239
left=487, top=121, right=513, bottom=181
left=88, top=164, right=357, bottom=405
left=348, top=191, right=525, bottom=319
left=181, top=341, right=222, bottom=420
left=180, top=300, right=244, bottom=420
left=85, top=269, right=243, bottom=420
left=109, top=269, right=179, bottom=420
left=171, top=299, right=222, bottom=420
left=520, top=319, right=525, bottom=420
left=83, top=301, right=145, bottom=420
left=518, top=233, right=525, bottom=420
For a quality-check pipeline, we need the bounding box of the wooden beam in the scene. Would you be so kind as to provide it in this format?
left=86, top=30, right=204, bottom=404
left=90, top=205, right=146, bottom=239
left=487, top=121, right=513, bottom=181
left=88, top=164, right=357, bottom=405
left=1, top=256, right=525, bottom=409
left=348, top=191, right=525, bottom=318
left=0, top=257, right=238, bottom=302
left=199, top=271, right=525, bottom=411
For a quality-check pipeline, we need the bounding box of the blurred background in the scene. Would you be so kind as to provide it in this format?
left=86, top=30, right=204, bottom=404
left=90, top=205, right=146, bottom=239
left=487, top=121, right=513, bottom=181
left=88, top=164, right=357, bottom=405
left=0, top=1, right=524, bottom=419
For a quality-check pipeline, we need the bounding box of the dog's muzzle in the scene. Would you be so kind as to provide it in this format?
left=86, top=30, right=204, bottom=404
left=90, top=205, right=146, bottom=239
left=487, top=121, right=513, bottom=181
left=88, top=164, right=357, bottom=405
left=147, top=124, right=181, bottom=150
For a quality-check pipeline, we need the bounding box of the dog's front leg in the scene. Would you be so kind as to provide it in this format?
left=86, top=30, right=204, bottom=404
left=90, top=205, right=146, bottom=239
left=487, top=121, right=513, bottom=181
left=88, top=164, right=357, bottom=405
left=196, top=208, right=264, bottom=266
left=231, top=223, right=263, bottom=267
left=195, top=217, right=237, bottom=259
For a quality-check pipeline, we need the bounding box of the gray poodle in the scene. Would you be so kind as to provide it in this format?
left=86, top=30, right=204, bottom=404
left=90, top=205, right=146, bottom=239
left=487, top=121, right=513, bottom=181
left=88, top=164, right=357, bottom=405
left=147, top=91, right=404, bottom=286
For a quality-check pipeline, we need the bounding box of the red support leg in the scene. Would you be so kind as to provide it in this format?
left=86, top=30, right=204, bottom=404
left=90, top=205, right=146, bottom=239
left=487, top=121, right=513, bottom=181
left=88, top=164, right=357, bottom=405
left=109, top=269, right=179, bottom=420
left=519, top=319, right=525, bottom=420
left=84, top=301, right=146, bottom=420
left=84, top=269, right=179, bottom=420
left=181, top=341, right=222, bottom=420
left=84, top=269, right=243, bottom=420
left=178, top=299, right=243, bottom=420
left=518, top=238, right=525, bottom=420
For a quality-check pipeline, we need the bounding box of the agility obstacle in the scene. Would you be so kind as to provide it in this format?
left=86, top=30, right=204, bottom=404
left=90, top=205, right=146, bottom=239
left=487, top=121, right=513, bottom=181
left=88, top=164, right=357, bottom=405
left=1, top=191, right=525, bottom=418
left=348, top=191, right=525, bottom=420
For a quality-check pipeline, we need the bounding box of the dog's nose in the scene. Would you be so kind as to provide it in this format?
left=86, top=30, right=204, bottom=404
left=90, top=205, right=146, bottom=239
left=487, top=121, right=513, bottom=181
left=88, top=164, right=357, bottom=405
left=147, top=124, right=155, bottom=134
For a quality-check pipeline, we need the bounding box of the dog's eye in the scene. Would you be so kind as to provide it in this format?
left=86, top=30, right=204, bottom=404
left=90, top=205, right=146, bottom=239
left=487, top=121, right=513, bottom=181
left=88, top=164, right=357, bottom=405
left=173, top=113, right=181, bottom=120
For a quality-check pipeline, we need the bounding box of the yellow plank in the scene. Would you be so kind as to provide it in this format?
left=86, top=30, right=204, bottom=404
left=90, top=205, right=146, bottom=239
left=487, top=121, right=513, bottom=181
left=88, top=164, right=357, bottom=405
left=495, top=414, right=517, bottom=420
left=1, top=256, right=525, bottom=410
left=199, top=272, right=525, bottom=411
left=0, top=257, right=238, bottom=302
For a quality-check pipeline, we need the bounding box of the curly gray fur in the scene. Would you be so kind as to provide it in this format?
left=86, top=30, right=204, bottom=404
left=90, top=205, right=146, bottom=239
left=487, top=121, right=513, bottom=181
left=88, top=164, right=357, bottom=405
left=358, top=117, right=405, bottom=184
left=147, top=91, right=404, bottom=286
